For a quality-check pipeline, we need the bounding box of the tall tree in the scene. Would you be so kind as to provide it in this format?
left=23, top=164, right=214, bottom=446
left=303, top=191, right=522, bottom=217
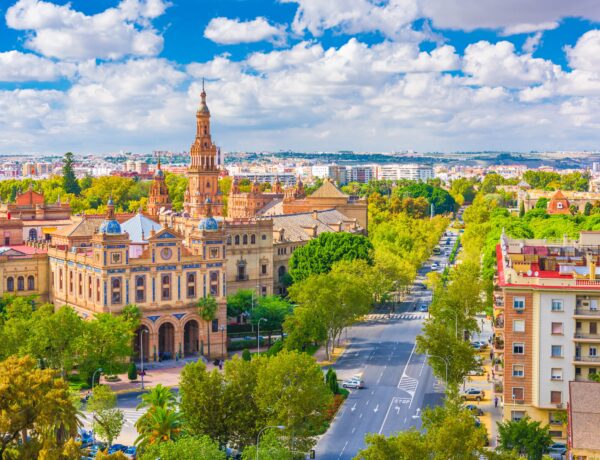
left=62, top=152, right=81, bottom=195
left=139, top=436, right=226, bottom=460
left=249, top=296, right=293, bottom=344
left=88, top=385, right=124, bottom=449
left=197, top=296, right=218, bottom=359
left=0, top=356, right=80, bottom=459
left=288, top=232, right=374, bottom=282
left=226, top=289, right=254, bottom=318
left=135, top=384, right=181, bottom=452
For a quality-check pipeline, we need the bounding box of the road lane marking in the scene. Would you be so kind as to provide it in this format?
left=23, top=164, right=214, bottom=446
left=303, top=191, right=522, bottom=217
left=338, top=441, right=349, bottom=459
left=374, top=404, right=379, bottom=413
left=351, top=427, right=356, bottom=434
left=351, top=403, right=357, bottom=412
left=359, top=413, right=363, bottom=418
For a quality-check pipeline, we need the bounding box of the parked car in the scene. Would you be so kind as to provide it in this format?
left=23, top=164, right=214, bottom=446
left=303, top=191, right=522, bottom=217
left=124, top=446, right=137, bottom=458
left=467, top=367, right=485, bottom=377
left=108, top=444, right=128, bottom=454
left=461, top=388, right=485, bottom=401
left=465, top=404, right=483, bottom=416
left=431, top=263, right=439, bottom=269
left=547, top=443, right=567, bottom=454
left=419, top=305, right=429, bottom=312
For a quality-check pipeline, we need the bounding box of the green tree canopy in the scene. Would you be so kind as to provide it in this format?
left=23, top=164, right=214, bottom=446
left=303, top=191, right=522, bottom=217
left=289, top=232, right=374, bottom=282
left=497, top=417, right=552, bottom=460
left=62, top=152, right=81, bottom=195
left=140, top=436, right=226, bottom=460
left=227, top=289, right=254, bottom=318
left=88, top=385, right=124, bottom=448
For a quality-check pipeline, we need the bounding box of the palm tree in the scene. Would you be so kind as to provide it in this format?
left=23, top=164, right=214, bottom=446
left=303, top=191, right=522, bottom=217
left=136, top=384, right=176, bottom=411
left=197, top=295, right=218, bottom=360
left=135, top=406, right=181, bottom=449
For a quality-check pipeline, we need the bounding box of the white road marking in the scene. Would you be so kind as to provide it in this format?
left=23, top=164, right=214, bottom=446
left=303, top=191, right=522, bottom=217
left=351, top=427, right=356, bottom=434
left=359, top=413, right=363, bottom=419
left=350, top=403, right=357, bottom=412
left=373, top=404, right=379, bottom=413
left=338, top=441, right=349, bottom=459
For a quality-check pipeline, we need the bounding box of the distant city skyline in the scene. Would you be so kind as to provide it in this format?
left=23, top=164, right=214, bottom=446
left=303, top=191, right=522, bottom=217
left=1, top=0, right=600, bottom=154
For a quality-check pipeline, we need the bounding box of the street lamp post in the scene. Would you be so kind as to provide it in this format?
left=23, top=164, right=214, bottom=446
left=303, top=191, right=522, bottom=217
left=91, top=367, right=103, bottom=446
left=139, top=328, right=148, bottom=390
left=220, top=325, right=226, bottom=359
left=256, top=425, right=285, bottom=460
left=257, top=318, right=267, bottom=354
left=427, top=354, right=449, bottom=383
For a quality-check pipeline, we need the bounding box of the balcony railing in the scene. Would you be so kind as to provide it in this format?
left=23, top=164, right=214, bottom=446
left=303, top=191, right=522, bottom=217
left=235, top=275, right=249, bottom=281
left=493, top=340, right=505, bottom=351
left=574, top=355, right=600, bottom=363
left=494, top=319, right=505, bottom=329
left=575, top=308, right=600, bottom=316
left=494, top=298, right=504, bottom=307
left=574, top=332, right=600, bottom=340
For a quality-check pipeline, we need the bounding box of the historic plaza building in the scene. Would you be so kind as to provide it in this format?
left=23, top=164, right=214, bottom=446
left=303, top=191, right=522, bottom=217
left=0, top=87, right=367, bottom=361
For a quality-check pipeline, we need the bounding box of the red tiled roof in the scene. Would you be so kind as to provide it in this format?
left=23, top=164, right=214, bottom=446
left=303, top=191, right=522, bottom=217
left=4, top=245, right=47, bottom=255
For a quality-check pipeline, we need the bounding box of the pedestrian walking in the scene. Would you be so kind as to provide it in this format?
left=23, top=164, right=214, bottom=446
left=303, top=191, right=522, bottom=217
left=494, top=396, right=499, bottom=408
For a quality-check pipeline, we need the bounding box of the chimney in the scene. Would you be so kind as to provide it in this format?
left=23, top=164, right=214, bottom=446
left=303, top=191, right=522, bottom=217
left=312, top=210, right=319, bottom=220
left=589, top=257, right=596, bottom=281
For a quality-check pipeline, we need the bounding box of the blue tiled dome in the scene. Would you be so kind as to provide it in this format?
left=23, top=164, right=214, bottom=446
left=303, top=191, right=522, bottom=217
left=154, top=168, right=164, bottom=178
left=198, top=216, right=219, bottom=231
left=99, top=219, right=122, bottom=234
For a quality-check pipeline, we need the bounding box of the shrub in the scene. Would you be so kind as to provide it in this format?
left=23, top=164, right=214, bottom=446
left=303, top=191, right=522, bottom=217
left=127, top=362, right=138, bottom=381
left=265, top=339, right=284, bottom=357
left=241, top=348, right=251, bottom=361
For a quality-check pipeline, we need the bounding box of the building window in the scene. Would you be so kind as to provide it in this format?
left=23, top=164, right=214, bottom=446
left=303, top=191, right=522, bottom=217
left=262, top=234, right=267, bottom=240
left=227, top=236, right=232, bottom=245
left=59, top=269, right=63, bottom=290
left=261, top=285, right=267, bottom=296
left=261, top=264, right=267, bottom=275
left=512, top=387, right=524, bottom=401
left=513, top=343, right=525, bottom=354
left=551, top=368, right=563, bottom=381
left=513, top=320, right=525, bottom=332
left=135, top=276, right=146, bottom=303
left=551, top=345, right=563, bottom=358
left=235, top=235, right=240, bottom=245
left=88, top=275, right=92, bottom=299
left=78, top=273, right=83, bottom=296
left=549, top=412, right=563, bottom=425
left=187, top=273, right=196, bottom=298
left=6, top=277, right=14, bottom=292
left=551, top=299, right=563, bottom=312
left=27, top=276, right=34, bottom=290
left=551, top=322, right=564, bottom=335
left=511, top=410, right=526, bottom=421
left=28, top=228, right=37, bottom=240
left=549, top=430, right=563, bottom=438
left=251, top=234, right=256, bottom=244
left=209, top=271, right=219, bottom=296
left=550, top=391, right=562, bottom=405
left=243, top=234, right=248, bottom=245
left=69, top=271, right=73, bottom=294
left=512, top=365, right=524, bottom=377
left=111, top=278, right=122, bottom=304
left=590, top=346, right=598, bottom=357
left=212, top=319, right=219, bottom=333
left=17, top=276, right=24, bottom=291
left=96, top=279, right=101, bottom=302
left=161, top=275, right=171, bottom=301
left=513, top=297, right=525, bottom=310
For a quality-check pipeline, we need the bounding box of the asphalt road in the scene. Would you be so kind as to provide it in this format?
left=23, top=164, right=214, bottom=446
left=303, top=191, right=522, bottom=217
left=313, top=230, right=459, bottom=460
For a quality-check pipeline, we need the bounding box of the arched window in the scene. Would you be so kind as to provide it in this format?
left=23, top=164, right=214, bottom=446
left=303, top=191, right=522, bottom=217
left=27, top=275, right=35, bottom=291
left=17, top=276, right=24, bottom=291
left=243, top=234, right=248, bottom=245
left=250, top=234, right=256, bottom=244
left=28, top=228, right=37, bottom=241
left=88, top=275, right=92, bottom=299
left=6, top=277, right=14, bottom=292
left=227, top=236, right=232, bottom=245
left=187, top=273, right=196, bottom=298
left=96, top=279, right=101, bottom=302
left=278, top=265, right=286, bottom=280
left=111, top=278, right=122, bottom=304
left=161, top=275, right=171, bottom=300
left=234, top=235, right=240, bottom=245
left=78, top=273, right=83, bottom=296
left=135, top=276, right=146, bottom=303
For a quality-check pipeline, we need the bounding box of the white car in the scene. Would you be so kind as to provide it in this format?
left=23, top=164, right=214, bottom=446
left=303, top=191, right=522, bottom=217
left=342, top=375, right=364, bottom=389
left=431, top=262, right=439, bottom=269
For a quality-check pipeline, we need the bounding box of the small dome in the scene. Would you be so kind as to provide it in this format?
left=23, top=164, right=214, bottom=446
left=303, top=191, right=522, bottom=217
left=198, top=216, right=219, bottom=231
left=107, top=197, right=115, bottom=206
left=99, top=219, right=122, bottom=234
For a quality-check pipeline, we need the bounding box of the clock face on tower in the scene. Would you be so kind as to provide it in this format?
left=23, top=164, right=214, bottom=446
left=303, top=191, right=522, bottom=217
left=160, top=247, right=172, bottom=260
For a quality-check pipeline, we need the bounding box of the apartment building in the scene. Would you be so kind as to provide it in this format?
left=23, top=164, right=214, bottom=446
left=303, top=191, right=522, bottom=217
left=494, top=231, right=600, bottom=440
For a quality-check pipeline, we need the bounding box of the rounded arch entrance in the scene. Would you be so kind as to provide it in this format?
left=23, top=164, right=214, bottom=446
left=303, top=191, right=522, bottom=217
left=183, top=319, right=200, bottom=356
left=133, top=325, right=150, bottom=362
left=158, top=322, right=175, bottom=361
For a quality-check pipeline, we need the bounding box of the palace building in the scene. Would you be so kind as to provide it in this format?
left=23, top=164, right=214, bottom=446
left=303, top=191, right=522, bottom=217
left=0, top=85, right=367, bottom=362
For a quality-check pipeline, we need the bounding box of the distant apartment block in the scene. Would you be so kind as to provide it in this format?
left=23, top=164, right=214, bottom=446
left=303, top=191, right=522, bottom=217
left=311, top=165, right=348, bottom=185
left=377, top=164, right=434, bottom=182
left=494, top=231, right=600, bottom=441
left=233, top=172, right=297, bottom=187
left=347, top=166, right=374, bottom=183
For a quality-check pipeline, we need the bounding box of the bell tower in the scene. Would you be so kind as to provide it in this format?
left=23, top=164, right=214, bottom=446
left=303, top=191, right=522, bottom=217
left=147, top=157, right=171, bottom=217
left=184, top=80, right=224, bottom=218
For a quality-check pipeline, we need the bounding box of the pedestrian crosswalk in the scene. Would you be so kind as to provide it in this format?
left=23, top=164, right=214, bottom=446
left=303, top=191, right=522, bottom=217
left=365, top=313, right=426, bottom=321
left=81, top=408, right=145, bottom=428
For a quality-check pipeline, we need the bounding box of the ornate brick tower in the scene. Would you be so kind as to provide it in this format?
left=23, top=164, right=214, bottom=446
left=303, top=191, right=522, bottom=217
left=184, top=81, right=224, bottom=218
left=147, top=158, right=171, bottom=217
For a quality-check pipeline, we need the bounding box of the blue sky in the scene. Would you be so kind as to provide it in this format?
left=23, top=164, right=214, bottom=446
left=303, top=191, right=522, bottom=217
left=0, top=0, right=600, bottom=155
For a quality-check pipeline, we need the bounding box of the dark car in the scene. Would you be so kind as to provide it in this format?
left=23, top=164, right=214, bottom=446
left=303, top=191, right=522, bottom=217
left=108, top=444, right=128, bottom=454
left=465, top=404, right=483, bottom=416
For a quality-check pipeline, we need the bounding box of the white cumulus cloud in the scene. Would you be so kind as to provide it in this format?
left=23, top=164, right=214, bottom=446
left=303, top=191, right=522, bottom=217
left=204, top=17, right=286, bottom=45
left=5, top=0, right=169, bottom=60
left=0, top=51, right=75, bottom=82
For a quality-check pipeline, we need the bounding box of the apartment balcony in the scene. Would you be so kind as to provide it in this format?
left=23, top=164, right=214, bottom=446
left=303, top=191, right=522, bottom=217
left=494, top=318, right=504, bottom=330
left=574, top=308, right=600, bottom=317
left=235, top=274, right=249, bottom=282
left=494, top=297, right=504, bottom=309
left=573, top=355, right=600, bottom=364
left=574, top=375, right=598, bottom=382
left=574, top=331, right=600, bottom=342
left=493, top=338, right=505, bottom=352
